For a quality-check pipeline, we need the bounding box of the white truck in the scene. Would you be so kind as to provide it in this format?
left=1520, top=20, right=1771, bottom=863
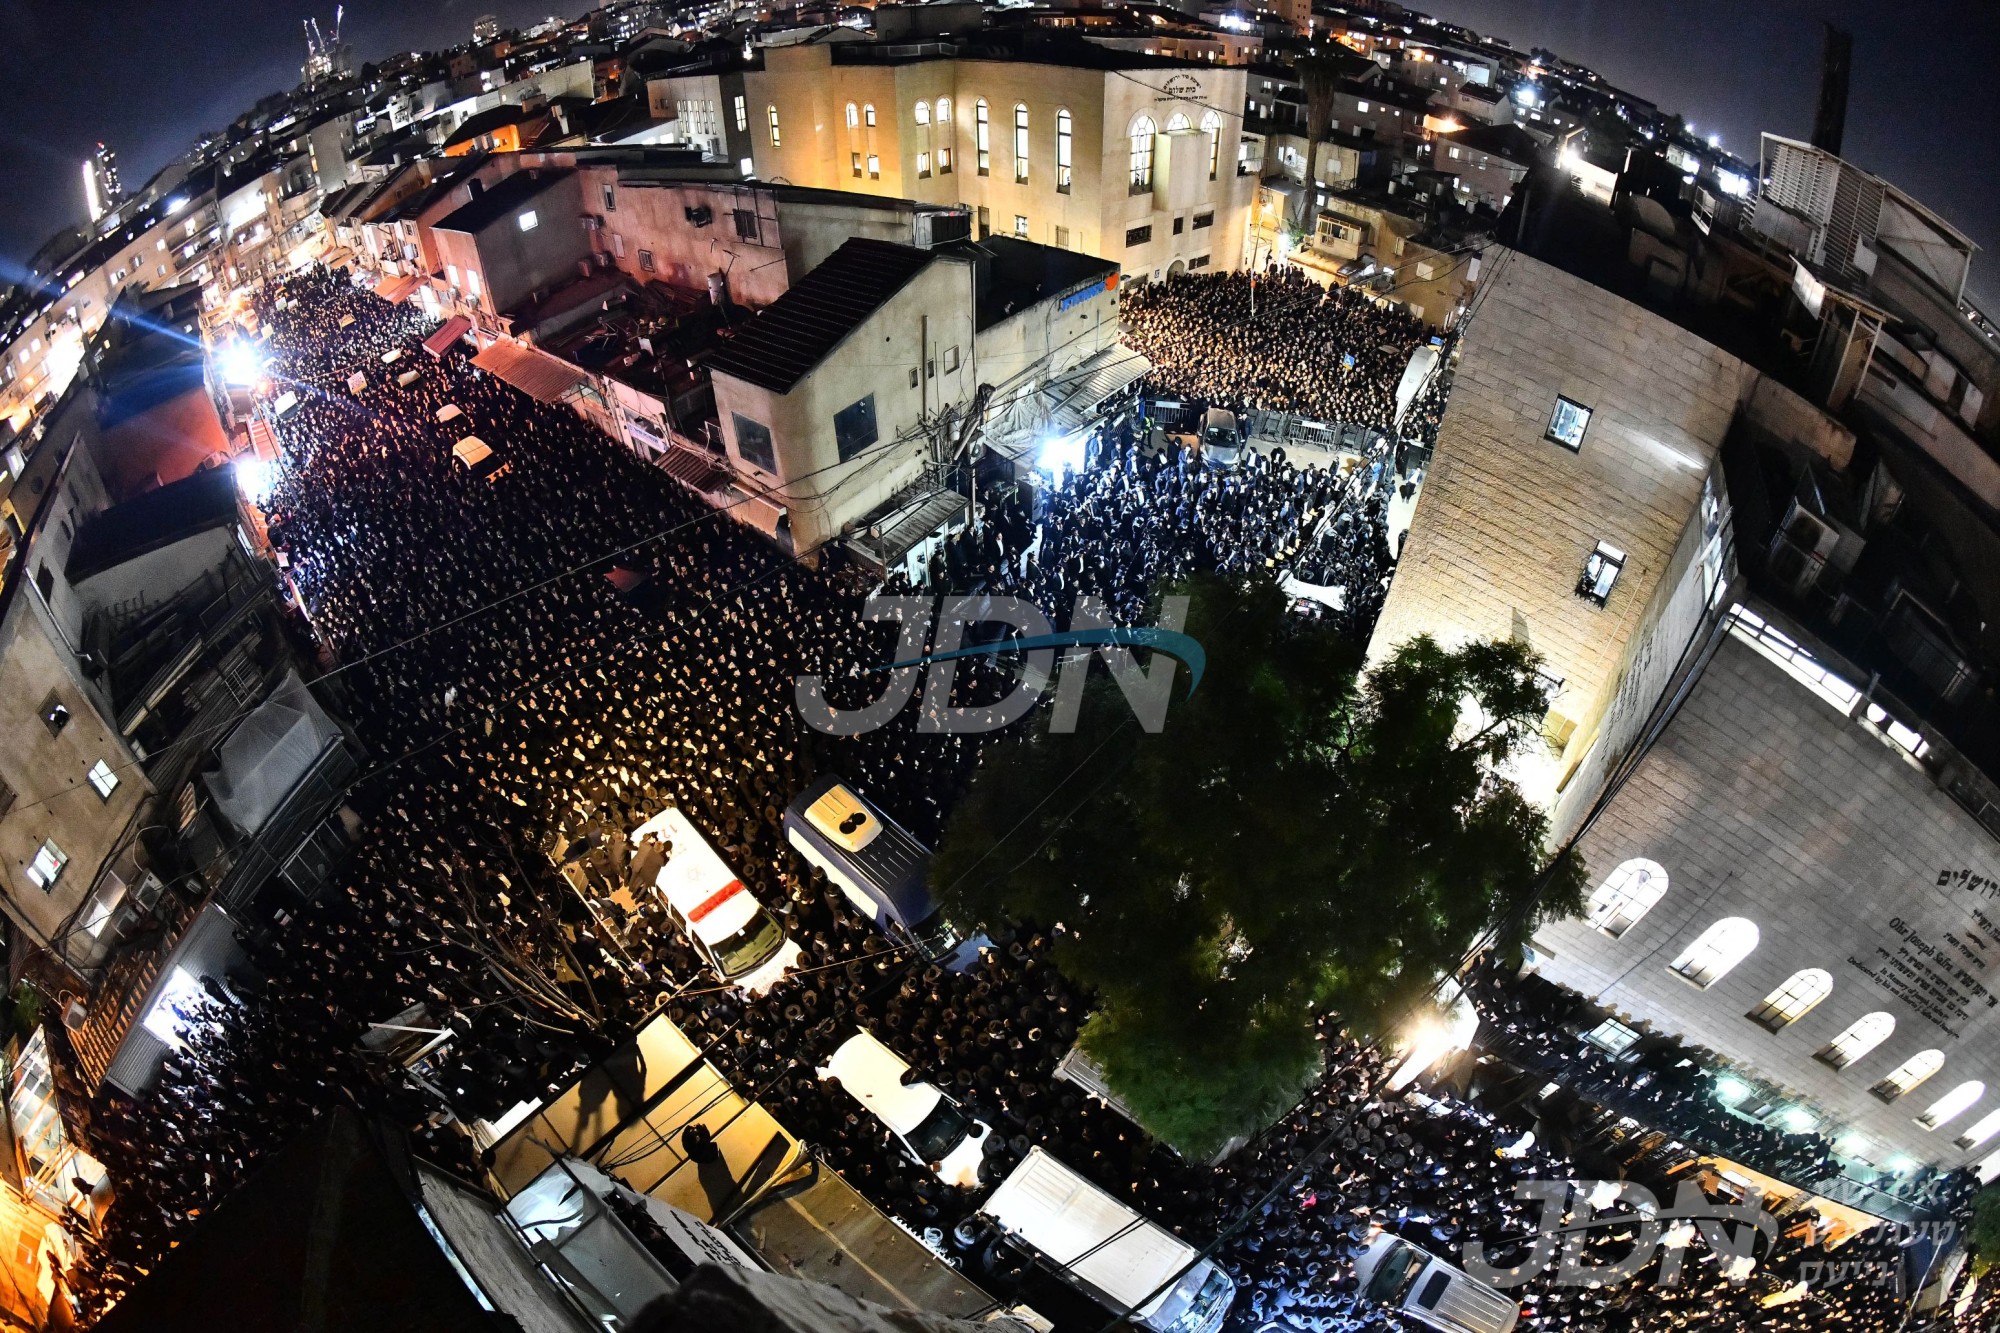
left=979, top=1147, right=1235, bottom=1333
left=1353, top=1231, right=1520, bottom=1333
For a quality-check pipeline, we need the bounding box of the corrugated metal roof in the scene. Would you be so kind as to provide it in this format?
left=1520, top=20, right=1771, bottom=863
left=423, top=315, right=473, bottom=357
left=705, top=238, right=935, bottom=395
left=472, top=339, right=593, bottom=403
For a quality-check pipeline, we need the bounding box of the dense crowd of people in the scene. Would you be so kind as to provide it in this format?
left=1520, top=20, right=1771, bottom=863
left=58, top=266, right=1992, bottom=1333
left=1122, top=268, right=1432, bottom=428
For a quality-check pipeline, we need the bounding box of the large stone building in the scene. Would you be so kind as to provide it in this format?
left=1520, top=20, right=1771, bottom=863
left=1374, top=158, right=2000, bottom=1193
left=740, top=35, right=1255, bottom=282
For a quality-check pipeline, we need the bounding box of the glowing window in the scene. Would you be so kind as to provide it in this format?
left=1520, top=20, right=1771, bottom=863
left=1129, top=115, right=1157, bottom=190
left=975, top=99, right=990, bottom=174
left=1746, top=968, right=1832, bottom=1032
left=87, top=760, right=119, bottom=799
left=1956, top=1107, right=2000, bottom=1151
left=767, top=105, right=781, bottom=147
left=1815, top=1012, right=1894, bottom=1070
left=1668, top=917, right=1758, bottom=988
left=1871, top=1049, right=1945, bottom=1102
left=915, top=100, right=931, bottom=126
left=1056, top=109, right=1073, bottom=194
left=936, top=97, right=951, bottom=124
left=1014, top=104, right=1029, bottom=182
left=1583, top=858, right=1668, bottom=938
left=26, top=841, right=67, bottom=890
left=516, top=209, right=538, bottom=232
left=846, top=102, right=859, bottom=129
left=1917, top=1080, right=1984, bottom=1129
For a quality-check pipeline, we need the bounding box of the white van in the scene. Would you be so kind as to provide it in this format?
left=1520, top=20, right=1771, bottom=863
left=980, top=1147, right=1235, bottom=1333
left=632, top=809, right=803, bottom=996
left=1354, top=1231, right=1519, bottom=1333
left=817, top=1029, right=993, bottom=1188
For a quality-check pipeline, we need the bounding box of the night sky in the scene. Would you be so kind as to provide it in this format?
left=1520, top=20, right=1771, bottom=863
left=0, top=0, right=1995, bottom=305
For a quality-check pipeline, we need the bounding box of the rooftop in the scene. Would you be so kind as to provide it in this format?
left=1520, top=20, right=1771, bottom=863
left=946, top=235, right=1117, bottom=330
left=705, top=237, right=937, bottom=394
left=432, top=166, right=575, bottom=233
left=66, top=466, right=243, bottom=583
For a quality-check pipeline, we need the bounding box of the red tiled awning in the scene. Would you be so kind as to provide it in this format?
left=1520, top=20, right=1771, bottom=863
left=422, top=316, right=472, bottom=359
left=372, top=272, right=421, bottom=303
left=471, top=338, right=593, bottom=403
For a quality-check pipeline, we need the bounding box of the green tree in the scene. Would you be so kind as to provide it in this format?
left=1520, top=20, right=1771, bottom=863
left=1972, top=1184, right=2000, bottom=1275
left=933, top=575, right=1583, bottom=1157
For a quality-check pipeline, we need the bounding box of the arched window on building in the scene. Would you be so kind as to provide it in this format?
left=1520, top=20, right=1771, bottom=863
left=767, top=105, right=781, bottom=147
left=937, top=97, right=952, bottom=124
left=1056, top=109, right=1073, bottom=194
left=1201, top=110, right=1222, bottom=180
left=1013, top=104, right=1030, bottom=182
left=1956, top=1107, right=2000, bottom=1151
left=863, top=103, right=877, bottom=127
left=1871, top=1049, right=1945, bottom=1102
left=1815, top=1012, right=1894, bottom=1070
left=915, top=100, right=931, bottom=126
left=975, top=99, right=990, bottom=175
left=1746, top=968, right=1832, bottom=1031
left=1917, top=1080, right=1985, bottom=1129
left=1667, top=917, right=1758, bottom=988
left=846, top=102, right=859, bottom=129
left=1166, top=110, right=1191, bottom=131
left=1584, top=858, right=1668, bottom=938
left=1128, top=115, right=1157, bottom=192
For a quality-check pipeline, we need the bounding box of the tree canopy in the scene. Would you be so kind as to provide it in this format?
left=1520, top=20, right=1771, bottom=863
left=933, top=574, right=1585, bottom=1157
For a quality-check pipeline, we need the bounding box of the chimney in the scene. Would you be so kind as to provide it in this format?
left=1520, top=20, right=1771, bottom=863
left=1811, top=23, right=1851, bottom=157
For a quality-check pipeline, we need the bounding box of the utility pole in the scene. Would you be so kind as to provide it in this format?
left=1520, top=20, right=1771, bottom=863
left=951, top=382, right=995, bottom=528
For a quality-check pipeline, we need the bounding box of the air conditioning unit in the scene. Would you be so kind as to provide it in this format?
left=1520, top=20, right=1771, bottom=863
left=63, top=1000, right=87, bottom=1030
left=684, top=204, right=713, bottom=227
left=1767, top=502, right=1838, bottom=597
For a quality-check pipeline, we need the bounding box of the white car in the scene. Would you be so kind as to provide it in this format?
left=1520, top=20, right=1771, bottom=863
left=817, top=1029, right=992, bottom=1188
left=1354, top=1232, right=1520, bottom=1333
left=633, top=808, right=803, bottom=996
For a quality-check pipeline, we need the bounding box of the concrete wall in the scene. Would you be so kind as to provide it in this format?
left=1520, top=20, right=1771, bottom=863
left=1368, top=250, right=1757, bottom=807
left=1534, top=627, right=2000, bottom=1171
left=438, top=172, right=591, bottom=316
left=715, top=259, right=973, bottom=551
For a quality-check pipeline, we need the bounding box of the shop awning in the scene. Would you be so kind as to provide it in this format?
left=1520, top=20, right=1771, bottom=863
left=422, top=316, right=472, bottom=359
left=1045, top=345, right=1152, bottom=439
left=471, top=338, right=593, bottom=404
left=321, top=247, right=357, bottom=270
left=372, top=272, right=422, bottom=304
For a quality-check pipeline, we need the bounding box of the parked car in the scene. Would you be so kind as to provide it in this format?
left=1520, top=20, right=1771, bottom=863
left=817, top=1029, right=993, bottom=1188
left=453, top=435, right=512, bottom=483
left=1353, top=1231, right=1520, bottom=1333
left=632, top=808, right=802, bottom=996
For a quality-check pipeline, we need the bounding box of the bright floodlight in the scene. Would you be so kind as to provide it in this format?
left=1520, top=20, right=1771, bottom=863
left=234, top=456, right=276, bottom=505
left=1037, top=432, right=1087, bottom=478
left=219, top=339, right=266, bottom=387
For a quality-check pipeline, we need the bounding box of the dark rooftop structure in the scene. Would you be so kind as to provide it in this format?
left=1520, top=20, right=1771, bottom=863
left=433, top=166, right=575, bottom=234
left=705, top=237, right=936, bottom=394
left=92, top=1109, right=527, bottom=1333
left=93, top=285, right=210, bottom=432
left=947, top=235, right=1116, bottom=330
left=66, top=465, right=243, bottom=582
left=1439, top=122, right=1543, bottom=165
